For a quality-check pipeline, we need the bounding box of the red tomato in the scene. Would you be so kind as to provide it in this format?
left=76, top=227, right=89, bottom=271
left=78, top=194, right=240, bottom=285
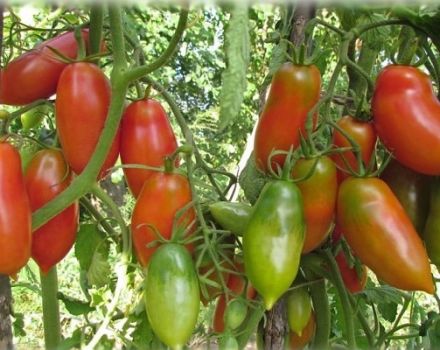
left=0, top=142, right=32, bottom=276
left=131, top=172, right=195, bottom=267
left=373, top=65, right=440, bottom=175
left=254, top=63, right=321, bottom=173
left=120, top=99, right=179, bottom=198
left=292, top=156, right=337, bottom=253
left=337, top=177, right=434, bottom=293
left=25, top=149, right=79, bottom=274
left=0, top=30, right=101, bottom=106
left=331, top=116, right=376, bottom=183
left=55, top=62, right=120, bottom=179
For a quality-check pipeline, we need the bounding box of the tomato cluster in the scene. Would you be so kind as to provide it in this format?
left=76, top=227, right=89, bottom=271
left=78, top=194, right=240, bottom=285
left=2, top=23, right=440, bottom=350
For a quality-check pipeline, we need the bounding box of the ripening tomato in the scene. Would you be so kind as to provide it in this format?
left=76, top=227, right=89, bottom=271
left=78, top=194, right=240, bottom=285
left=25, top=149, right=79, bottom=274
left=292, top=156, right=337, bottom=253
left=0, top=30, right=102, bottom=106
left=120, top=99, right=179, bottom=198
left=331, top=116, right=376, bottom=183
left=286, top=312, right=316, bottom=350
left=244, top=180, right=305, bottom=310
left=372, top=65, right=440, bottom=175
left=131, top=172, right=195, bottom=267
left=254, top=63, right=321, bottom=173
left=337, top=177, right=434, bottom=293
left=55, top=62, right=120, bottom=179
left=144, top=243, right=200, bottom=349
left=0, top=142, right=32, bottom=276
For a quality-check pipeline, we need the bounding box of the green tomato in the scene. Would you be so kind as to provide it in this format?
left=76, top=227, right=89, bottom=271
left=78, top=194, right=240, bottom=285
left=224, top=297, right=248, bottom=330
left=144, top=244, right=200, bottom=350
left=21, top=104, right=51, bottom=130
left=219, top=333, right=239, bottom=350
left=423, top=178, right=440, bottom=266
left=243, top=180, right=305, bottom=310
left=0, top=109, right=10, bottom=120
left=209, top=201, right=252, bottom=236
left=286, top=287, right=312, bottom=336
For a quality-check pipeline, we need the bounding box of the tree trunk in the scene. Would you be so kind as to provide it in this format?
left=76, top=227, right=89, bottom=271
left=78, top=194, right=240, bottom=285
left=0, top=276, right=13, bottom=350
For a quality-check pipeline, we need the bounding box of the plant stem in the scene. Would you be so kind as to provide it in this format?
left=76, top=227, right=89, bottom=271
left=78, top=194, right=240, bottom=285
left=40, top=267, right=61, bottom=350
left=89, top=5, right=104, bottom=56
left=304, top=270, right=330, bottom=349
left=124, top=8, right=188, bottom=84
left=324, top=249, right=357, bottom=349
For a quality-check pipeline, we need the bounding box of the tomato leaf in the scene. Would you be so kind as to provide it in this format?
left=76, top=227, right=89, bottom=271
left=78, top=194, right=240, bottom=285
left=58, top=292, right=95, bottom=316
left=74, top=223, right=110, bottom=286
left=218, top=5, right=250, bottom=131
left=238, top=154, right=268, bottom=205
left=377, top=302, right=398, bottom=323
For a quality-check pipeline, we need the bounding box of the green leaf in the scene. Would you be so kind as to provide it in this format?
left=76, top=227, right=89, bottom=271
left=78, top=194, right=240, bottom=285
left=57, top=329, right=82, bottom=350
left=131, top=311, right=155, bottom=350
left=12, top=313, right=26, bottom=337
left=218, top=5, right=250, bottom=131
left=378, top=302, right=398, bottom=323
left=87, top=249, right=111, bottom=287
left=74, top=224, right=110, bottom=286
left=58, top=292, right=95, bottom=316
left=238, top=154, right=268, bottom=205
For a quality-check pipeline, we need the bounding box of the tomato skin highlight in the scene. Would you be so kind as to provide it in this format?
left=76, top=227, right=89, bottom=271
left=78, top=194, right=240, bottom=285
left=0, top=142, right=32, bottom=276
left=131, top=172, right=195, bottom=267
left=120, top=99, right=179, bottom=198
left=0, top=30, right=97, bottom=106
left=292, top=156, right=337, bottom=253
left=331, top=115, right=376, bottom=183
left=25, top=149, right=79, bottom=274
left=243, top=180, right=305, bottom=310
left=144, top=243, right=200, bottom=349
left=55, top=62, right=120, bottom=179
left=336, top=177, right=434, bottom=293
left=254, top=63, right=321, bottom=173
left=372, top=65, right=440, bottom=175
left=381, top=158, right=431, bottom=234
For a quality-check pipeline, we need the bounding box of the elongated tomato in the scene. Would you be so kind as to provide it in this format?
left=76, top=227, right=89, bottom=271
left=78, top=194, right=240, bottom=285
left=55, top=62, right=120, bottom=179
left=254, top=63, right=321, bottom=173
left=120, top=99, right=178, bottom=197
left=0, top=30, right=100, bottom=106
left=25, top=149, right=79, bottom=274
left=131, top=172, right=195, bottom=267
left=337, top=177, right=433, bottom=293
left=372, top=65, right=440, bottom=175
left=0, top=142, right=32, bottom=276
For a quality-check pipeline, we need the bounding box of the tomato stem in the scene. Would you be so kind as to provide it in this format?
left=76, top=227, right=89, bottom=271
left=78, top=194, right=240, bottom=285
left=40, top=267, right=61, bottom=350
left=89, top=5, right=104, bottom=57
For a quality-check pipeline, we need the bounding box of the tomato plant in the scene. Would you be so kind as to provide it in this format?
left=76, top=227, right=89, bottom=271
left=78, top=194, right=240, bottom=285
left=254, top=63, right=321, bottom=173
left=55, top=62, right=120, bottom=179
left=331, top=115, right=376, bottom=182
left=243, top=180, right=305, bottom=310
left=337, top=177, right=434, bottom=293
left=120, top=98, right=179, bottom=197
left=372, top=65, right=440, bottom=175
left=131, top=171, right=195, bottom=267
left=0, top=142, right=32, bottom=277
left=144, top=243, right=200, bottom=349
left=24, top=149, right=79, bottom=274
left=292, top=156, right=337, bottom=253
left=0, top=30, right=98, bottom=106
